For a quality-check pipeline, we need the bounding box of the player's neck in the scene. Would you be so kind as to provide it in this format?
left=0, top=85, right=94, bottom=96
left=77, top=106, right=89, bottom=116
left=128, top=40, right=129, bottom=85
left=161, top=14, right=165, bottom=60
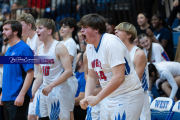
left=140, top=23, right=149, bottom=30
left=27, top=30, right=36, bottom=39
left=78, top=66, right=84, bottom=73
left=93, top=34, right=102, bottom=48
left=63, top=34, right=72, bottom=41
left=125, top=41, right=135, bottom=52
left=155, top=25, right=163, bottom=32
left=43, top=36, right=54, bottom=49
left=8, top=36, right=21, bottom=47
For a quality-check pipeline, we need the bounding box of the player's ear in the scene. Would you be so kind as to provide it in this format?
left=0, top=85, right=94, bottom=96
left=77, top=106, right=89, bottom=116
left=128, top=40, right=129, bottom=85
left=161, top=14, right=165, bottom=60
left=47, top=29, right=52, bottom=35
left=28, top=23, right=32, bottom=29
left=70, top=27, right=74, bottom=33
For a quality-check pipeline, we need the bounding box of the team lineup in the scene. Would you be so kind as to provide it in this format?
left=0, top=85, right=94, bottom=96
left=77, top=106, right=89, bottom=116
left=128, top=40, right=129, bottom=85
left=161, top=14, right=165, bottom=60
left=0, top=12, right=179, bottom=120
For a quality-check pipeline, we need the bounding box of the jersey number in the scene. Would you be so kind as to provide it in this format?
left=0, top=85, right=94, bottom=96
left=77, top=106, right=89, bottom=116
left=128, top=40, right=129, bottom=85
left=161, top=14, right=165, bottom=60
left=43, top=66, right=50, bottom=76
left=96, top=71, right=107, bottom=81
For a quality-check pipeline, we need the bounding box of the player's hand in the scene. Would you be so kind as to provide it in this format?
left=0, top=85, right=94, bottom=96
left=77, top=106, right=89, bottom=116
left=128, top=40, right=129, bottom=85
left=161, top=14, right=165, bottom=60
left=30, top=93, right=35, bottom=102
left=14, top=94, right=24, bottom=106
left=42, top=84, right=53, bottom=96
left=80, top=98, right=88, bottom=109
left=173, top=1, right=179, bottom=7
left=0, top=96, right=3, bottom=105
left=146, top=29, right=154, bottom=37
left=87, top=96, right=100, bottom=107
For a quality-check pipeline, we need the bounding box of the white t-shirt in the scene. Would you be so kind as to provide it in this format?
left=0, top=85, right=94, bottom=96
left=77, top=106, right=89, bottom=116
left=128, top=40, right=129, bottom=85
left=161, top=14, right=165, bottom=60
left=60, top=38, right=77, bottom=74
left=39, top=40, right=67, bottom=87
left=156, top=61, right=180, bottom=99
left=86, top=33, right=141, bottom=97
left=143, top=43, right=170, bottom=65
left=26, top=33, right=39, bottom=77
left=130, top=46, right=149, bottom=92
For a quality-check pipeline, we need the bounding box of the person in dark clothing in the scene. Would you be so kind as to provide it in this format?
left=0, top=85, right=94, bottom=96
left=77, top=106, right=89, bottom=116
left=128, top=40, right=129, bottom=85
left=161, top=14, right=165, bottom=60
left=147, top=14, right=174, bottom=61
left=136, top=13, right=155, bottom=36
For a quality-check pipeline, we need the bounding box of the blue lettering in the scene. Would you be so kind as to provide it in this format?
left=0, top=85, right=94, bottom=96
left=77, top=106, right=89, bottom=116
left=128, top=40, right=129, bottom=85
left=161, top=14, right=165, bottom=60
left=178, top=102, right=180, bottom=110
left=164, top=101, right=169, bottom=108
left=155, top=100, right=160, bottom=108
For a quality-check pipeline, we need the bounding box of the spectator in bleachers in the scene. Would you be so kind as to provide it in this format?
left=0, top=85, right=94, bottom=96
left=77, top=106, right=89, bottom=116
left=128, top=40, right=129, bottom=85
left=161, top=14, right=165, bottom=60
left=147, top=14, right=174, bottom=61
left=10, top=2, right=20, bottom=20
left=138, top=33, right=170, bottom=65
left=167, top=0, right=180, bottom=30
left=28, top=0, right=49, bottom=19
left=0, top=4, right=10, bottom=21
left=105, top=18, right=115, bottom=34
left=137, top=13, right=154, bottom=36
left=74, top=51, right=87, bottom=120
left=148, top=62, right=180, bottom=101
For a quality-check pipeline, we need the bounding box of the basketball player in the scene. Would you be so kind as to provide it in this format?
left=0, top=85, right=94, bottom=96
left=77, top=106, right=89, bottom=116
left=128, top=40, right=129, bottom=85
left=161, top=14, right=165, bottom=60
left=78, top=14, right=144, bottom=120
left=59, top=17, right=78, bottom=120
left=32, top=18, right=72, bottom=120
left=17, top=13, right=43, bottom=120
left=115, top=22, right=151, bottom=120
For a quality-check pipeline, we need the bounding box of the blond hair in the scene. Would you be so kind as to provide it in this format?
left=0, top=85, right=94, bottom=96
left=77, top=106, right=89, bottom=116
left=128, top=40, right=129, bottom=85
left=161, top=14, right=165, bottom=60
left=115, top=22, right=137, bottom=43
left=36, top=18, right=55, bottom=36
left=16, top=13, right=35, bottom=30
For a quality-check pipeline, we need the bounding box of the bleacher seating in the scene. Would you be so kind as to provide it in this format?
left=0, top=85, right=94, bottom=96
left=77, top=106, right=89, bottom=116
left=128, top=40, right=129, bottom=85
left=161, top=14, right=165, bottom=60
left=150, top=97, right=175, bottom=120
left=171, top=100, right=180, bottom=120
left=173, top=32, right=180, bottom=56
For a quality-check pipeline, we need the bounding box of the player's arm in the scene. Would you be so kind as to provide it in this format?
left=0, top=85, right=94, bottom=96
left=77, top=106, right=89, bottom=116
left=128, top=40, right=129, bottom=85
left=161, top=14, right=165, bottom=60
left=42, top=43, right=72, bottom=95
left=87, top=64, right=125, bottom=106
left=83, top=51, right=88, bottom=81
left=32, top=65, right=43, bottom=96
left=134, top=49, right=147, bottom=80
left=32, top=46, right=43, bottom=97
left=14, top=68, right=34, bottom=106
left=80, top=68, right=98, bottom=109
left=162, top=71, right=178, bottom=99
left=75, top=92, right=85, bottom=106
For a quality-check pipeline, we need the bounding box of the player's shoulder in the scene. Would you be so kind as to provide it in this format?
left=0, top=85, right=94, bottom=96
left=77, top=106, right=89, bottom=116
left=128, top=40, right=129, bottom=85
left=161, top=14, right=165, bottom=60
left=135, top=48, right=146, bottom=60
left=152, top=42, right=163, bottom=50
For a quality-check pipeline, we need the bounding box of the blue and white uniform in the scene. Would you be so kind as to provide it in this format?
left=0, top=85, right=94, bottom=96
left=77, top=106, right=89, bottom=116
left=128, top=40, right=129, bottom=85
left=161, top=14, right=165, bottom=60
left=37, top=40, right=71, bottom=120
left=27, top=33, right=43, bottom=115
left=60, top=38, right=78, bottom=111
left=86, top=33, right=144, bottom=120
left=129, top=46, right=151, bottom=120
left=143, top=43, right=169, bottom=65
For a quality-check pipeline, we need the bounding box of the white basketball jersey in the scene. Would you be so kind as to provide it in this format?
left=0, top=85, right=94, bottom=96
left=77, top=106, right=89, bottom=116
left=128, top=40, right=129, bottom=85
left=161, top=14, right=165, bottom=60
left=129, top=46, right=149, bottom=92
left=38, top=40, right=66, bottom=86
left=26, top=33, right=39, bottom=77
left=143, top=43, right=170, bottom=65
left=60, top=38, right=77, bottom=74
left=86, top=33, right=141, bottom=97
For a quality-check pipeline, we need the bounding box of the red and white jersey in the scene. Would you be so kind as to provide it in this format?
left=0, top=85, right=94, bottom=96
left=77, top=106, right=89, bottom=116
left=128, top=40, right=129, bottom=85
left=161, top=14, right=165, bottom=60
left=60, top=38, right=77, bottom=74
left=38, top=40, right=66, bottom=86
left=86, top=33, right=141, bottom=97
left=26, top=33, right=39, bottom=77
left=143, top=43, right=170, bottom=65
left=130, top=46, right=149, bottom=92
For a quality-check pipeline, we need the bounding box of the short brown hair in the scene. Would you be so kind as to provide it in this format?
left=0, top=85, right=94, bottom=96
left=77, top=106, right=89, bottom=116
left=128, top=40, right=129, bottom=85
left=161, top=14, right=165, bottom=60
left=115, top=22, right=137, bottom=43
left=77, top=14, right=106, bottom=34
left=3, top=20, right=22, bottom=39
left=16, top=13, right=35, bottom=30
left=36, top=18, right=55, bottom=36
